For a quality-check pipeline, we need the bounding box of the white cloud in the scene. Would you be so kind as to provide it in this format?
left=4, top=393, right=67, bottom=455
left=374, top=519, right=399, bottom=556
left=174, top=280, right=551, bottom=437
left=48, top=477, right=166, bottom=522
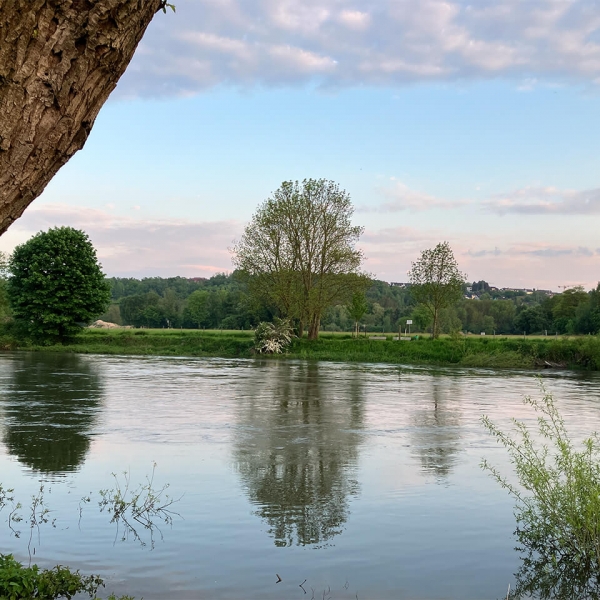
left=117, top=0, right=600, bottom=96
left=338, top=10, right=371, bottom=31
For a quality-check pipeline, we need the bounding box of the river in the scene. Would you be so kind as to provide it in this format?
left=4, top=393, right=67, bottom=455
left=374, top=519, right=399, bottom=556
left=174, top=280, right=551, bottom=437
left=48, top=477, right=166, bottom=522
left=1, top=352, right=599, bottom=599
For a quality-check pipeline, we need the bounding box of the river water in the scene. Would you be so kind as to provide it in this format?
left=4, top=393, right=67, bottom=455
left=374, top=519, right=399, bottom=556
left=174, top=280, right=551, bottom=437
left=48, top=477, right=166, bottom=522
left=1, top=352, right=600, bottom=599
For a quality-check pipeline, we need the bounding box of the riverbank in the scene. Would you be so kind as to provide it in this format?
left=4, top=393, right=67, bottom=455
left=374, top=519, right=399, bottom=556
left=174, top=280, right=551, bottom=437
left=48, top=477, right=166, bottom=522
left=2, top=328, right=600, bottom=370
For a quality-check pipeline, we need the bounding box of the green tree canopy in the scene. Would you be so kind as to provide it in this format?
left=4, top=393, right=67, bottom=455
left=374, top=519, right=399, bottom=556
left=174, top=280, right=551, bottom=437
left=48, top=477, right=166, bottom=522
left=8, top=227, right=110, bottom=342
left=186, top=290, right=210, bottom=328
left=346, top=292, right=368, bottom=337
left=514, top=305, right=549, bottom=335
left=408, top=242, right=466, bottom=339
left=232, top=179, right=370, bottom=339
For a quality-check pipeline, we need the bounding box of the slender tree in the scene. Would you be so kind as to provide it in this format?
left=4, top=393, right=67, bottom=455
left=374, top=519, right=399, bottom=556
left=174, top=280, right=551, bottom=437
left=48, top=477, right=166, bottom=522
left=346, top=292, right=368, bottom=338
left=408, top=242, right=466, bottom=339
left=0, top=1, right=170, bottom=235
left=233, top=179, right=370, bottom=339
left=0, top=250, right=10, bottom=321
left=8, top=227, right=110, bottom=342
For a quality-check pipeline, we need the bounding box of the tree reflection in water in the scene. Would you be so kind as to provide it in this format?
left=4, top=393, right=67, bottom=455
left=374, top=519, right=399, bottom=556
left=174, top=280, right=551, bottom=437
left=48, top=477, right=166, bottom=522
left=510, top=554, right=600, bottom=600
left=234, top=362, right=363, bottom=547
left=410, top=376, right=462, bottom=479
left=1, top=353, right=102, bottom=474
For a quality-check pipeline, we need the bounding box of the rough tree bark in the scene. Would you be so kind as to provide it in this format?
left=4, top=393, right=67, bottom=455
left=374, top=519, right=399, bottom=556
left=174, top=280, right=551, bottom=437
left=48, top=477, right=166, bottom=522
left=0, top=0, right=165, bottom=235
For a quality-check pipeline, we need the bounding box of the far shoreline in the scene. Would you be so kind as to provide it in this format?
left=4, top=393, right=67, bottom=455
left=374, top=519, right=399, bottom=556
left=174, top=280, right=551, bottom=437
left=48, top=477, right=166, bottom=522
left=2, top=329, right=600, bottom=371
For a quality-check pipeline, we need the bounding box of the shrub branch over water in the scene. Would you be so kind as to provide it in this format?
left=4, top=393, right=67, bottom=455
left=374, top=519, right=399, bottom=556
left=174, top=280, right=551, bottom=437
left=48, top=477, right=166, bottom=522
left=482, top=386, right=600, bottom=599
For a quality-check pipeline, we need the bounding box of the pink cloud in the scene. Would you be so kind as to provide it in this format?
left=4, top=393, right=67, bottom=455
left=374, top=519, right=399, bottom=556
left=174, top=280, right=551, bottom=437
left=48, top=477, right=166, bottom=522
left=484, top=186, right=600, bottom=215
left=0, top=204, right=241, bottom=278
left=2, top=204, right=599, bottom=290
left=360, top=181, right=468, bottom=212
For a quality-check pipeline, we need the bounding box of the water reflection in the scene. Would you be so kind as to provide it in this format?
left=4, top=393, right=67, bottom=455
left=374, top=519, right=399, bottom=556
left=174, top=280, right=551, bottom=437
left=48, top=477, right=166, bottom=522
left=511, top=557, right=600, bottom=600
left=234, top=362, right=363, bottom=547
left=1, top=353, right=103, bottom=474
left=410, top=376, right=462, bottom=478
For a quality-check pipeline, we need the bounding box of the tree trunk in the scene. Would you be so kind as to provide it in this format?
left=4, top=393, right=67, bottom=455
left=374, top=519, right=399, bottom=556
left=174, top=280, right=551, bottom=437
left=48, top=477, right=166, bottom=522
left=308, top=315, right=320, bottom=340
left=0, top=0, right=164, bottom=235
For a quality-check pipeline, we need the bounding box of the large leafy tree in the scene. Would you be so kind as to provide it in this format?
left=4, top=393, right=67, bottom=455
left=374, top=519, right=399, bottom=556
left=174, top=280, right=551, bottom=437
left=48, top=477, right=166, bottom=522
left=232, top=179, right=370, bottom=339
left=0, top=1, right=169, bottom=235
left=8, top=227, right=110, bottom=341
left=408, top=241, right=466, bottom=339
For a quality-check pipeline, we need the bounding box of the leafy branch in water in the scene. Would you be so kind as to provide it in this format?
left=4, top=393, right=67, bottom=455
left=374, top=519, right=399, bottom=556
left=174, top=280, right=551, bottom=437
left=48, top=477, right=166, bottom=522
left=482, top=384, right=600, bottom=599
left=2, top=464, right=181, bottom=554
left=0, top=484, right=15, bottom=510
left=94, top=462, right=181, bottom=549
left=2, top=483, right=56, bottom=563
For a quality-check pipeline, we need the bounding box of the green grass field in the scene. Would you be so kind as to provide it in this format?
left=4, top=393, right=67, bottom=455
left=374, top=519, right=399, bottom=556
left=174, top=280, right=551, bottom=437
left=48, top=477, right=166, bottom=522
left=2, top=327, right=600, bottom=370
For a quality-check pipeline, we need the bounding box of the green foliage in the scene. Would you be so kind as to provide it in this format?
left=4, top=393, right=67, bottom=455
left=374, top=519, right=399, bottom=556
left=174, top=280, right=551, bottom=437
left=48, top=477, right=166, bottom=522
left=409, top=303, right=432, bottom=332
left=103, top=273, right=600, bottom=337
left=7, top=227, right=110, bottom=342
left=97, top=304, right=122, bottom=325
left=346, top=292, right=368, bottom=336
left=232, top=179, right=369, bottom=339
left=514, top=305, right=549, bottom=334
left=408, top=242, right=466, bottom=338
left=0, top=554, right=103, bottom=599
left=160, top=1, right=176, bottom=13
left=186, top=289, right=210, bottom=327
left=254, top=318, right=295, bottom=354
left=482, top=388, right=600, bottom=598
left=111, top=273, right=269, bottom=330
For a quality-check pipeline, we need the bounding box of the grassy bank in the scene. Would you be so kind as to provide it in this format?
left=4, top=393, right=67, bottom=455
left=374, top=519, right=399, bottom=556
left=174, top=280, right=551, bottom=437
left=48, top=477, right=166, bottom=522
left=0, top=328, right=256, bottom=358
left=2, top=328, right=600, bottom=370
left=291, top=335, right=600, bottom=370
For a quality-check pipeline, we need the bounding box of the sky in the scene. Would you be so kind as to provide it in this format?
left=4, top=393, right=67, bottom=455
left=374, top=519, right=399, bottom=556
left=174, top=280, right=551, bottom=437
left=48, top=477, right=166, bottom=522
left=1, top=0, right=600, bottom=290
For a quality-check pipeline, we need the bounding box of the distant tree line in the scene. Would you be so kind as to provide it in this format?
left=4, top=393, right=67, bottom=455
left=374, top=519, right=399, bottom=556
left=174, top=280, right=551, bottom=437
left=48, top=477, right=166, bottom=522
left=95, top=274, right=600, bottom=336
left=1, top=235, right=599, bottom=338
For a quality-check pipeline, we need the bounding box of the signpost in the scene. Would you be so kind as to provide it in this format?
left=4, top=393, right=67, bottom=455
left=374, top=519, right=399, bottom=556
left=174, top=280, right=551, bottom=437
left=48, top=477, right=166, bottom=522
left=406, top=319, right=412, bottom=335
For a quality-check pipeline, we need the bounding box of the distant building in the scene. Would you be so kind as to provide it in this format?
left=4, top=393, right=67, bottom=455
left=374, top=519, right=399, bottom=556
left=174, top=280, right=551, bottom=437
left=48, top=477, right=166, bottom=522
left=390, top=282, right=411, bottom=288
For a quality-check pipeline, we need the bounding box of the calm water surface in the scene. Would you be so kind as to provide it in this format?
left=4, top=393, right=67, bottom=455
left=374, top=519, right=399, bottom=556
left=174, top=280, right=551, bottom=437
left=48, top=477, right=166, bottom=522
left=1, top=352, right=600, bottom=599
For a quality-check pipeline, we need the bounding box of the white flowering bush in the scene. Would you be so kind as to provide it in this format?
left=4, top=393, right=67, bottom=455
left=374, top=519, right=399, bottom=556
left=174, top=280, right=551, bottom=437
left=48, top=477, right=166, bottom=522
left=254, top=318, right=295, bottom=354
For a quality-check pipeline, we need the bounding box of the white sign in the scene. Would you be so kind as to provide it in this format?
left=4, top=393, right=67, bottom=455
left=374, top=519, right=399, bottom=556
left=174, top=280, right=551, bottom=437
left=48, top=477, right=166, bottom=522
left=406, top=320, right=413, bottom=325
